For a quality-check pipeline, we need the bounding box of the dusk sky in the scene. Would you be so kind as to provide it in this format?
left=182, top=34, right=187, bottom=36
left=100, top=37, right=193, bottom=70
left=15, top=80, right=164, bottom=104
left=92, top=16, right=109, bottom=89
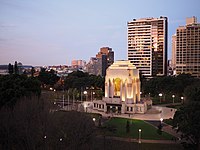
left=0, top=0, right=200, bottom=66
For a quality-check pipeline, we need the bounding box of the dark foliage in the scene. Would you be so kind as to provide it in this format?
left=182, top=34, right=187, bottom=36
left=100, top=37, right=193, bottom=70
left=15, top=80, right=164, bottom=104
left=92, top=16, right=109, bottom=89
left=8, top=63, right=13, bottom=74
left=173, top=81, right=200, bottom=150
left=64, top=71, right=104, bottom=91
left=0, top=74, right=41, bottom=108
left=142, top=73, right=200, bottom=97
left=37, top=68, right=60, bottom=88
left=0, top=97, right=95, bottom=150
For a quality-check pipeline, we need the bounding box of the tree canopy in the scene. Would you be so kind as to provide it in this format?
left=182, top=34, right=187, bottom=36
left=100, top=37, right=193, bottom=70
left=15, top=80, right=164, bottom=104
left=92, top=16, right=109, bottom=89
left=37, top=68, right=60, bottom=88
left=0, top=74, right=41, bottom=108
left=172, top=79, right=200, bottom=149
left=64, top=71, right=104, bottom=91
left=142, top=74, right=200, bottom=97
left=0, top=96, right=95, bottom=150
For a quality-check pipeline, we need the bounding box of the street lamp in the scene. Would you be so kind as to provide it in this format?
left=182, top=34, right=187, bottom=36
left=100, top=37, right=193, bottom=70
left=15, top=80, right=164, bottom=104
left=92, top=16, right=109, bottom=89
left=92, top=92, right=95, bottom=101
left=160, top=118, right=163, bottom=127
left=93, top=117, right=96, bottom=122
left=172, top=95, right=175, bottom=103
left=84, top=91, right=87, bottom=101
left=181, top=96, right=184, bottom=104
left=138, top=129, right=142, bottom=143
left=159, top=93, right=162, bottom=103
left=160, top=118, right=163, bottom=122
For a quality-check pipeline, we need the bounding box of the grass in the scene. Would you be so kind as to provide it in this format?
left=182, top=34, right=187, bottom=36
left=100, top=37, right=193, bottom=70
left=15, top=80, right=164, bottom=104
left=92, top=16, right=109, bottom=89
left=103, top=117, right=174, bottom=140
left=163, top=118, right=173, bottom=126
left=92, top=138, right=183, bottom=150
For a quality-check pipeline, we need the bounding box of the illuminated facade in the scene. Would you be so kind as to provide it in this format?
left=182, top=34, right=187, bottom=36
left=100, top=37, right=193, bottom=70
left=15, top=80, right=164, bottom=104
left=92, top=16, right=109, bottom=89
left=128, top=17, right=168, bottom=77
left=93, top=60, right=152, bottom=114
left=172, top=17, right=200, bottom=78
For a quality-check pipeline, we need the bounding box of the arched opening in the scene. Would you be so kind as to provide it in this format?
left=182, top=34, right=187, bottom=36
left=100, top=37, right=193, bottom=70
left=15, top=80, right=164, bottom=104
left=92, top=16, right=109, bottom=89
left=114, top=78, right=121, bottom=97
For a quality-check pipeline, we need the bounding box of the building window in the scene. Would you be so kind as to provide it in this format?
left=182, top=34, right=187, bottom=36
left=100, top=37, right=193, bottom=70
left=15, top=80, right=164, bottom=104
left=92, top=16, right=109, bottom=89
left=130, top=107, right=133, bottom=111
left=127, top=107, right=129, bottom=111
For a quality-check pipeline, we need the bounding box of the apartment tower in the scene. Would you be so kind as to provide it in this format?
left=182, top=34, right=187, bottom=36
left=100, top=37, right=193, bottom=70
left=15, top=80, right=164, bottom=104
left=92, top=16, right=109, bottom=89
left=172, top=17, right=200, bottom=78
left=128, top=17, right=168, bottom=77
left=96, top=47, right=114, bottom=76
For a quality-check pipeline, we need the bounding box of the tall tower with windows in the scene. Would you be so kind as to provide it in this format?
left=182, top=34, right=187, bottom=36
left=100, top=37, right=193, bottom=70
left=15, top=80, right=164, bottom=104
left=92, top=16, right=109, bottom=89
left=127, top=17, right=168, bottom=77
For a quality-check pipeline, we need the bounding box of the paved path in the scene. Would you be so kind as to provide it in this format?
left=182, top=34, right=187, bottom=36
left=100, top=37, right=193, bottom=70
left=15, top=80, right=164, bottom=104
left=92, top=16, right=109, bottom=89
left=87, top=105, right=176, bottom=121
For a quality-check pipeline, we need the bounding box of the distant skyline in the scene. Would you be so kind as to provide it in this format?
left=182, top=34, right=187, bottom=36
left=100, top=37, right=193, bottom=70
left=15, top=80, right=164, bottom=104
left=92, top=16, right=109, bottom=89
left=0, top=0, right=200, bottom=66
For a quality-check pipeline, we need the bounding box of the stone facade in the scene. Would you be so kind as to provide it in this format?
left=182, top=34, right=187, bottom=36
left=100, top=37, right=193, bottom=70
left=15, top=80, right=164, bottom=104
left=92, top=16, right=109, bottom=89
left=93, top=60, right=152, bottom=114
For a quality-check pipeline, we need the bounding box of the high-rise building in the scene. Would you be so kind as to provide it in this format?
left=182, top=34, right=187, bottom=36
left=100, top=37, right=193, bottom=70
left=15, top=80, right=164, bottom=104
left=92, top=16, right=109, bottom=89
left=71, top=60, right=86, bottom=70
left=172, top=16, right=200, bottom=78
left=86, top=57, right=102, bottom=76
left=127, top=17, right=168, bottom=77
left=171, top=34, right=177, bottom=71
left=96, top=47, right=114, bottom=76
left=96, top=47, right=114, bottom=67
left=86, top=47, right=114, bottom=76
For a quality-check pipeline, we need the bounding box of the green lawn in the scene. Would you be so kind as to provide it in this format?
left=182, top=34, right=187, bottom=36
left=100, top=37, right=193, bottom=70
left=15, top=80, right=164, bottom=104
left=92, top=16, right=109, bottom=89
left=103, top=117, right=174, bottom=140
left=93, top=138, right=183, bottom=150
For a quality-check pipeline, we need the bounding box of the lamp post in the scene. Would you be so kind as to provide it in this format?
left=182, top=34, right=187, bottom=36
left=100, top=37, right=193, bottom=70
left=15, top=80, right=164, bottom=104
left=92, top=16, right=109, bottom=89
left=181, top=96, right=184, bottom=104
left=159, top=93, right=162, bottom=103
left=138, top=129, right=142, bottom=143
left=172, top=95, right=175, bottom=104
left=84, top=91, right=87, bottom=101
left=92, top=92, right=95, bottom=101
left=160, top=118, right=163, bottom=128
left=160, top=118, right=163, bottom=123
left=62, top=94, right=65, bottom=109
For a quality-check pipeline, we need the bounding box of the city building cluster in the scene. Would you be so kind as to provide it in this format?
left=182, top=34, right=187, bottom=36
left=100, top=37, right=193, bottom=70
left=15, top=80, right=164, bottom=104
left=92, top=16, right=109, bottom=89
left=0, top=16, right=199, bottom=78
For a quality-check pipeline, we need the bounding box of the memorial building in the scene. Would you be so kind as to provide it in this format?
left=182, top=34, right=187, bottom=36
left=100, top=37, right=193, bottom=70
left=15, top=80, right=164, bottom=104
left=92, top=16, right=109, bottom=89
left=93, top=60, right=152, bottom=114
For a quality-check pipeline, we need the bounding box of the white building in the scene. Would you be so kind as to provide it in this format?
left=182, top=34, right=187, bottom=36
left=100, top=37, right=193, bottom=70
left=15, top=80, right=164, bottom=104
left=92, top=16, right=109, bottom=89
left=93, top=60, right=152, bottom=114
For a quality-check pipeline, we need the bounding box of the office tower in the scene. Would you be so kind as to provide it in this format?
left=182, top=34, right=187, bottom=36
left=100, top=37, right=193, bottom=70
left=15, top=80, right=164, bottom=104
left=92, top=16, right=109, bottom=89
left=96, top=47, right=114, bottom=76
left=86, top=57, right=102, bottom=76
left=172, top=16, right=200, bottom=78
left=96, top=47, right=114, bottom=66
left=171, top=34, right=177, bottom=71
left=128, top=17, right=168, bottom=77
left=71, top=60, right=86, bottom=70
left=86, top=47, right=114, bottom=77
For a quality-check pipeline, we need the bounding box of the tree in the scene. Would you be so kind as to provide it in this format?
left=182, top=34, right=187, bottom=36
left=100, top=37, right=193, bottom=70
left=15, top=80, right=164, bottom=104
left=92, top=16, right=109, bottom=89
left=173, top=82, right=200, bottom=150
left=0, top=96, right=95, bottom=150
left=37, top=68, right=60, bottom=88
left=31, top=67, right=35, bottom=77
left=63, top=71, right=104, bottom=100
left=14, top=61, right=19, bottom=74
left=173, top=102, right=200, bottom=150
left=0, top=74, right=41, bottom=108
left=8, top=63, right=13, bottom=74
left=184, top=82, right=200, bottom=104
